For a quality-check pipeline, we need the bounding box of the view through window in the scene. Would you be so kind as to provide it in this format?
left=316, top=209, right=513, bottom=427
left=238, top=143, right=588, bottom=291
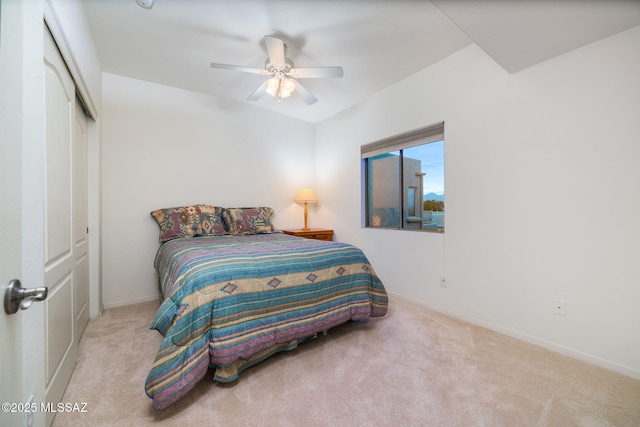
left=362, top=123, right=444, bottom=232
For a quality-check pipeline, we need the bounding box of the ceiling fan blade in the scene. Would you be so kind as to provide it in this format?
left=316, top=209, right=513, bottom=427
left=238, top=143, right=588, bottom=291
left=293, top=80, right=317, bottom=105
left=264, top=36, right=286, bottom=68
left=289, top=66, right=344, bottom=79
left=210, top=63, right=267, bottom=75
left=247, top=80, right=269, bottom=101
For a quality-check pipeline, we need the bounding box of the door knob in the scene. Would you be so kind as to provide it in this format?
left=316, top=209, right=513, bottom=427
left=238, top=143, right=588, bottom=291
left=4, top=279, right=48, bottom=315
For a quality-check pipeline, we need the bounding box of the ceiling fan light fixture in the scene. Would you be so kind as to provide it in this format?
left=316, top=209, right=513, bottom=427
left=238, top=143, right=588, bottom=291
left=136, top=0, right=154, bottom=9
left=265, top=76, right=280, bottom=97
left=278, top=89, right=291, bottom=99
left=279, top=78, right=295, bottom=98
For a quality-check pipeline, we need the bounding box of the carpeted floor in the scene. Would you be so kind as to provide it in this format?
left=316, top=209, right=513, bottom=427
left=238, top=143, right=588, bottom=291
left=52, top=296, right=640, bottom=426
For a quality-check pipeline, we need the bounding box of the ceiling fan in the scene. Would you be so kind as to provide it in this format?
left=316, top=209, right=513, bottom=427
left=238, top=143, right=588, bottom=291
left=210, top=36, right=343, bottom=105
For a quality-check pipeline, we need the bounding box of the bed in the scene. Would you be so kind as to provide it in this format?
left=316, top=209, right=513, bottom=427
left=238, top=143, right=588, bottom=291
left=145, top=205, right=388, bottom=410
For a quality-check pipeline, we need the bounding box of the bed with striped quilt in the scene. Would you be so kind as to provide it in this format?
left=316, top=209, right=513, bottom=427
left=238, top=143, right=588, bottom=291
left=144, top=232, right=388, bottom=410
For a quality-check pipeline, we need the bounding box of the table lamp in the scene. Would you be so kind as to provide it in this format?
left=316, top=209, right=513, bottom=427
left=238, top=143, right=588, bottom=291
left=293, top=188, right=317, bottom=231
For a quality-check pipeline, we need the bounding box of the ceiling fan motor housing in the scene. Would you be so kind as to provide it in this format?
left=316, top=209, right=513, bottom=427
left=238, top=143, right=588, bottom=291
left=265, top=58, right=293, bottom=78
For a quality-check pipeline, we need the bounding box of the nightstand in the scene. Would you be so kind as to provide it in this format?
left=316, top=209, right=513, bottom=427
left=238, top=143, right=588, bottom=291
left=282, top=228, right=334, bottom=241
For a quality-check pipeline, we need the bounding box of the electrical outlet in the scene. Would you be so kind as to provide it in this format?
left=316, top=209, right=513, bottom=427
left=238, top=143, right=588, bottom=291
left=439, top=276, right=447, bottom=288
left=553, top=299, right=566, bottom=316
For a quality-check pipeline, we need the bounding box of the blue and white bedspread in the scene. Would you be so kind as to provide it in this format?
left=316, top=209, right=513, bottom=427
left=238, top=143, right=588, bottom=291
left=145, top=233, right=388, bottom=410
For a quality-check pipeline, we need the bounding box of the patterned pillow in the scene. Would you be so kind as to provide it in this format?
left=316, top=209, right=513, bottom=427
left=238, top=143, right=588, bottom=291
left=150, top=205, right=226, bottom=242
left=222, top=207, right=275, bottom=235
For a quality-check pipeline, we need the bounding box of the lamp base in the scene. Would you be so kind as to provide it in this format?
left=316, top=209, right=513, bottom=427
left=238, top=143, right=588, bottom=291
left=302, top=201, right=310, bottom=231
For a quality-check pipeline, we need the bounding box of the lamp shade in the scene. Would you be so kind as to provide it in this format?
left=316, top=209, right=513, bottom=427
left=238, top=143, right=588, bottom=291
left=293, top=188, right=317, bottom=203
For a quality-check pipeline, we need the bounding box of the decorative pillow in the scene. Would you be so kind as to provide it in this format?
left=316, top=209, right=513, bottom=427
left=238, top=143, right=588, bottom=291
left=222, top=207, right=275, bottom=235
left=150, top=204, right=226, bottom=242
left=197, top=205, right=227, bottom=237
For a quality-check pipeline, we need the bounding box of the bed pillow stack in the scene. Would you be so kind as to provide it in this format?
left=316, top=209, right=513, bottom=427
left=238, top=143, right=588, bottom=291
left=150, top=204, right=226, bottom=242
left=151, top=205, right=276, bottom=242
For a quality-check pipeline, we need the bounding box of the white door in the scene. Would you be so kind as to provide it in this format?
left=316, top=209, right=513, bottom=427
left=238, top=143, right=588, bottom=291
left=1, top=2, right=29, bottom=426
left=0, top=149, right=25, bottom=427
left=1, top=9, right=87, bottom=427
left=43, top=25, right=84, bottom=426
left=0, top=48, right=26, bottom=427
left=74, top=97, right=90, bottom=339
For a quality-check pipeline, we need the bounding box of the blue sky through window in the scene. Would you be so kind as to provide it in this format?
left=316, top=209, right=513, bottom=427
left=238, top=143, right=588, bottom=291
left=404, top=140, right=444, bottom=196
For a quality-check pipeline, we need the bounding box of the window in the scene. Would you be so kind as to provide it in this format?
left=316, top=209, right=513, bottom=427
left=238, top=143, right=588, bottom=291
left=362, top=122, right=444, bottom=232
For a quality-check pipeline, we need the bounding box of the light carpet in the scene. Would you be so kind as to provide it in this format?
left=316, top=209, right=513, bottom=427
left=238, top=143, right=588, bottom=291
left=52, top=296, right=640, bottom=426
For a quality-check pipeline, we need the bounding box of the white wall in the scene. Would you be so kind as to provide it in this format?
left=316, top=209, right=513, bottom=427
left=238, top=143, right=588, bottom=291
left=100, top=73, right=315, bottom=307
left=315, top=26, right=640, bottom=379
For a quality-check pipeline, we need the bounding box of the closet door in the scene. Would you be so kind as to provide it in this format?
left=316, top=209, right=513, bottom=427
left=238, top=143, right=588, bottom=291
left=43, top=24, right=87, bottom=426
left=74, top=98, right=90, bottom=338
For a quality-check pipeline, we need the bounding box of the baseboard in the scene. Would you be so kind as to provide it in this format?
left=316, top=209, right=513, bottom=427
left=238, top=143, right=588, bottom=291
left=387, top=291, right=640, bottom=381
left=103, top=294, right=160, bottom=310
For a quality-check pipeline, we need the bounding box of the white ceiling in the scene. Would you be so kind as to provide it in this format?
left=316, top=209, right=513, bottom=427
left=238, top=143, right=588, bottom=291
left=83, top=0, right=640, bottom=124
